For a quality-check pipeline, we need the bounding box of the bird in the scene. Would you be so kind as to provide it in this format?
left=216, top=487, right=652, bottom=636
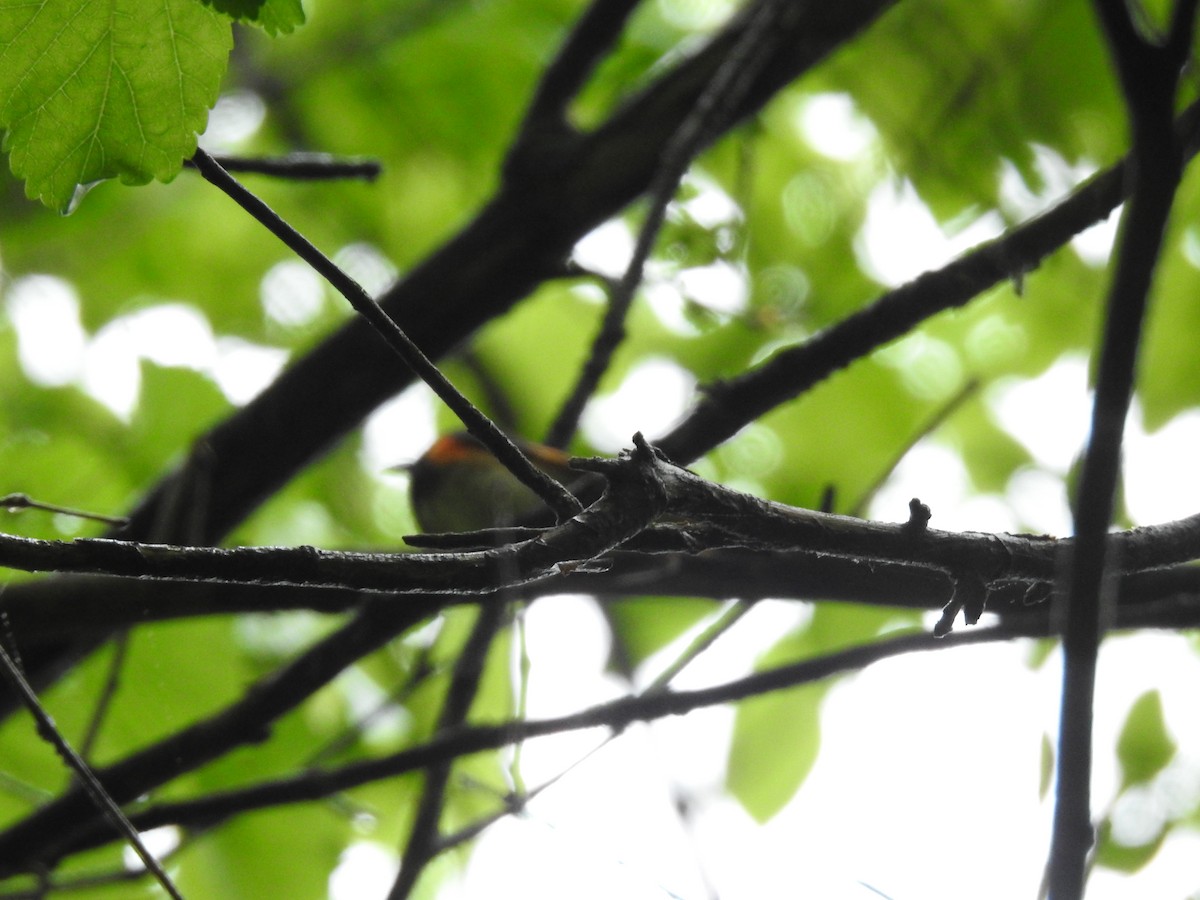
left=403, top=431, right=600, bottom=534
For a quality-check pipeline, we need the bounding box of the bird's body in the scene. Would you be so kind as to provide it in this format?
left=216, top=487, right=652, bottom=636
left=406, top=432, right=597, bottom=534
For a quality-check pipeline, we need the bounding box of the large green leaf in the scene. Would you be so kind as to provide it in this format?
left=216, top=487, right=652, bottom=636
left=726, top=605, right=904, bottom=822
left=726, top=678, right=825, bottom=824
left=0, top=0, right=232, bottom=210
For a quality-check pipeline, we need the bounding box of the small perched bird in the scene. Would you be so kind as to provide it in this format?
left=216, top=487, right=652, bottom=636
left=404, top=432, right=598, bottom=534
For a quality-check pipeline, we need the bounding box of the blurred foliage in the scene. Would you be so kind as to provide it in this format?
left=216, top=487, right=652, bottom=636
left=2, top=0, right=1200, bottom=896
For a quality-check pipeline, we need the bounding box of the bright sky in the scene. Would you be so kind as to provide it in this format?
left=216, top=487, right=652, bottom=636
left=4, top=87, right=1200, bottom=899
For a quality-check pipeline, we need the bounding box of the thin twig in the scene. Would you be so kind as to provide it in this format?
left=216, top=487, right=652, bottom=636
left=0, top=642, right=184, bottom=900
left=190, top=149, right=582, bottom=524
left=646, top=598, right=754, bottom=691
left=0, top=494, right=128, bottom=529
left=848, top=379, right=981, bottom=518
left=387, top=602, right=507, bottom=900
left=77, top=636, right=129, bottom=762
left=545, top=0, right=791, bottom=449
left=184, top=152, right=382, bottom=181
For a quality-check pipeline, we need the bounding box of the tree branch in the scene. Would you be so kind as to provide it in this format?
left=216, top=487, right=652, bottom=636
left=659, top=99, right=1200, bottom=465
left=1, top=455, right=1198, bottom=605
left=1048, top=2, right=1199, bottom=896
left=546, top=0, right=792, bottom=448
left=4, top=620, right=1036, bottom=870
left=192, top=149, right=582, bottom=523
left=504, top=0, right=645, bottom=180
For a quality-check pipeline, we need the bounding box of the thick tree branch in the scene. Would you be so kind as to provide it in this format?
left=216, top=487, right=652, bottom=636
left=4, top=547, right=1200, bottom=641
left=504, top=0, right=644, bottom=179
left=0, top=447, right=1198, bottom=605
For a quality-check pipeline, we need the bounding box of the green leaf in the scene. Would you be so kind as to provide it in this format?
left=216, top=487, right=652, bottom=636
left=200, top=0, right=305, bottom=35
left=605, top=597, right=716, bottom=672
left=725, top=618, right=835, bottom=823
left=176, top=806, right=345, bottom=899
left=726, top=681, right=825, bottom=823
left=725, top=605, right=901, bottom=822
left=1116, top=690, right=1176, bottom=788
left=0, top=0, right=232, bottom=210
left=252, top=0, right=304, bottom=35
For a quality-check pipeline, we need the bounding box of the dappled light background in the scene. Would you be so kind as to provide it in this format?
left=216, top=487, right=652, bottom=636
left=2, top=0, right=1200, bottom=898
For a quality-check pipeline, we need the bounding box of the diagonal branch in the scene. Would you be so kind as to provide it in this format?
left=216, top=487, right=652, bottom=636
left=9, top=620, right=1037, bottom=870
left=0, top=643, right=183, bottom=900
left=659, top=99, right=1200, bottom=465
left=192, top=149, right=582, bottom=523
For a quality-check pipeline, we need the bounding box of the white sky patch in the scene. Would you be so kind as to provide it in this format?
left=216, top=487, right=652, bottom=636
left=83, top=303, right=286, bottom=417
left=677, top=261, right=747, bottom=313
left=999, top=145, right=1098, bottom=220
left=991, top=355, right=1200, bottom=527
left=657, top=0, right=737, bottom=31
left=522, top=596, right=619, bottom=711
left=328, top=842, right=399, bottom=900
left=1070, top=214, right=1119, bottom=267
left=581, top=357, right=695, bottom=453
left=262, top=259, right=326, bottom=328
left=797, top=93, right=878, bottom=161
left=869, top=440, right=1018, bottom=533
left=641, top=279, right=690, bottom=334
left=5, top=275, right=86, bottom=386
left=758, top=641, right=1056, bottom=900
left=360, top=385, right=437, bottom=473
left=333, top=242, right=398, bottom=297
left=122, top=825, right=181, bottom=871
left=211, top=337, right=289, bottom=406
left=1182, top=226, right=1200, bottom=269
left=678, top=178, right=741, bottom=228
left=856, top=178, right=1005, bottom=286
left=989, top=353, right=1091, bottom=473
left=1123, top=406, right=1200, bottom=525
left=573, top=220, right=635, bottom=279
left=1006, top=466, right=1073, bottom=536
left=199, top=90, right=267, bottom=151
left=82, top=325, right=140, bottom=418
left=124, top=304, right=216, bottom=368
left=998, top=145, right=1116, bottom=266
left=647, top=260, right=749, bottom=335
